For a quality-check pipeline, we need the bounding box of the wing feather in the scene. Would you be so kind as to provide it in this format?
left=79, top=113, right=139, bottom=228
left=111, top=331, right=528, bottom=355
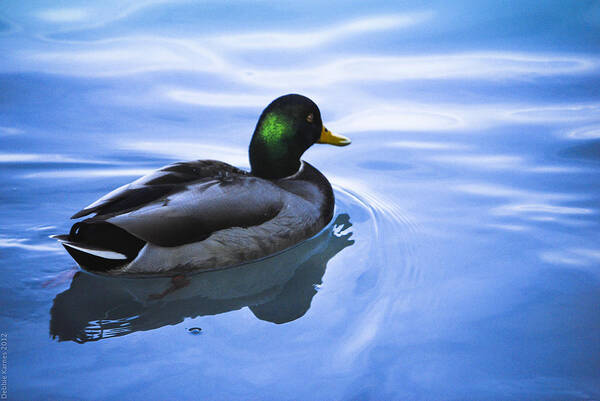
left=107, top=176, right=284, bottom=246
left=71, top=160, right=248, bottom=219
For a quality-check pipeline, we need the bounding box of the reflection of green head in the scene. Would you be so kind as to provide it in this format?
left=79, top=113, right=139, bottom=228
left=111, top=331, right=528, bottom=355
left=249, top=94, right=323, bottom=179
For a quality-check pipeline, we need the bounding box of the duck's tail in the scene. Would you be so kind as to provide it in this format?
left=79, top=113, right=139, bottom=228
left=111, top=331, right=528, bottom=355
left=52, top=221, right=145, bottom=272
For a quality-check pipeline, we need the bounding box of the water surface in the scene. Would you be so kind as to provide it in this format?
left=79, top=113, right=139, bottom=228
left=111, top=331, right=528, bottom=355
left=1, top=1, right=599, bottom=400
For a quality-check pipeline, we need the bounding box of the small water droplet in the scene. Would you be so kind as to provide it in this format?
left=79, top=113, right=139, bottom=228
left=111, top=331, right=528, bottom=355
left=188, top=327, right=202, bottom=335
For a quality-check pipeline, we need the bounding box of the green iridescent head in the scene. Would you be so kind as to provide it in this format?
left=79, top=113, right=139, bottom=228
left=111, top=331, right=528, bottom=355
left=249, top=94, right=350, bottom=179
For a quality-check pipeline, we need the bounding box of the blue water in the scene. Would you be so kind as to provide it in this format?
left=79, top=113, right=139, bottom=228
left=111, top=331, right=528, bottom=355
left=1, top=1, right=600, bottom=400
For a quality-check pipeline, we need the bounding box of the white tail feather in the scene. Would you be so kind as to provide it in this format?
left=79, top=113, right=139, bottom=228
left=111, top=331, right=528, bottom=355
left=62, top=242, right=128, bottom=260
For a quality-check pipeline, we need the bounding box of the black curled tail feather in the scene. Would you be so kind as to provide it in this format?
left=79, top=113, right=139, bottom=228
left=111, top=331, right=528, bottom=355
left=65, top=220, right=147, bottom=271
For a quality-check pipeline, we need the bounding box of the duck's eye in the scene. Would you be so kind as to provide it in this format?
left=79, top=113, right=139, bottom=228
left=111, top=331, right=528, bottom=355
left=306, top=113, right=314, bottom=123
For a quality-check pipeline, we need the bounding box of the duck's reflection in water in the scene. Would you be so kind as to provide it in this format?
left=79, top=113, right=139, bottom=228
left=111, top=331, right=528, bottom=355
left=50, top=214, right=354, bottom=343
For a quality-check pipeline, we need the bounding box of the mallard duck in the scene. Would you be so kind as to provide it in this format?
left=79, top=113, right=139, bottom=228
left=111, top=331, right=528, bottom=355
left=53, top=94, right=350, bottom=274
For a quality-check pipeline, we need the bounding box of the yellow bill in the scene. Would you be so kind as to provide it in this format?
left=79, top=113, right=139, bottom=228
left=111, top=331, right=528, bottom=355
left=318, top=125, right=351, bottom=146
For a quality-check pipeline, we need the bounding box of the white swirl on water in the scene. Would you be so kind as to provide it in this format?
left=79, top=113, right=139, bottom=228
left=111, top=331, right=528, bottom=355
left=567, top=124, right=600, bottom=139
left=329, top=181, right=421, bottom=369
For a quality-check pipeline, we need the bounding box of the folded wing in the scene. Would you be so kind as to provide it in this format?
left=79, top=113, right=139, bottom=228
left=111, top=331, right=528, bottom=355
left=71, top=160, right=285, bottom=247
left=71, top=160, right=248, bottom=219
left=106, top=175, right=284, bottom=246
